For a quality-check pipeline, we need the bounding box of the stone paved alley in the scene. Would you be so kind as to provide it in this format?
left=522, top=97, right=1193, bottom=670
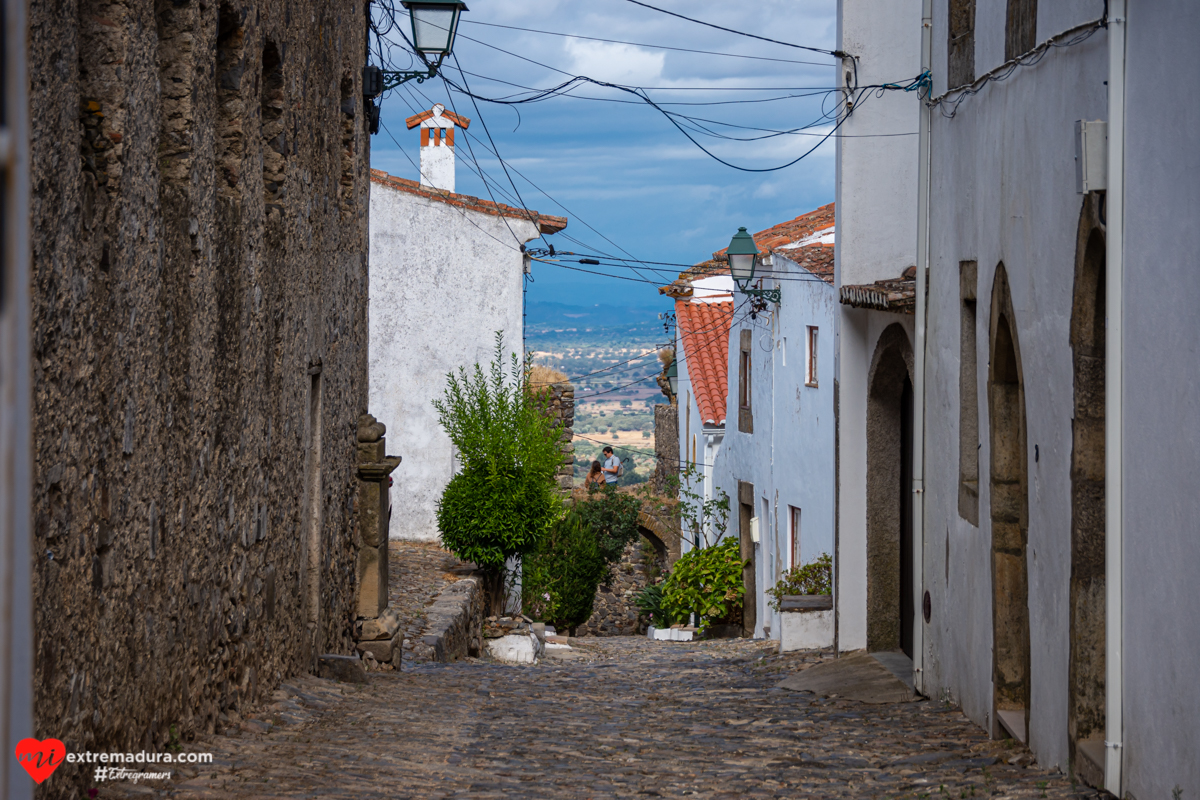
left=105, top=634, right=1108, bottom=800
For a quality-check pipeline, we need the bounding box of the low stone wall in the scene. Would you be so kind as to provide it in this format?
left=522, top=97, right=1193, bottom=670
left=413, top=573, right=485, bottom=662
left=576, top=539, right=665, bottom=637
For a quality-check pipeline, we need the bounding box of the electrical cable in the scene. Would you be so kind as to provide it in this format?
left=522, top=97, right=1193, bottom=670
left=461, top=19, right=837, bottom=67
left=621, top=0, right=843, bottom=57
left=930, top=17, right=1104, bottom=119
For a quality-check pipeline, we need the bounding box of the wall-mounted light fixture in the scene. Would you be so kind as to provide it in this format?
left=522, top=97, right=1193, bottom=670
left=727, top=226, right=780, bottom=304
left=364, top=0, right=468, bottom=134
left=666, top=359, right=679, bottom=399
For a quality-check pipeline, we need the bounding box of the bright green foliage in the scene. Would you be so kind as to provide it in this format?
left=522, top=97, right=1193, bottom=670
left=766, top=552, right=833, bottom=611
left=674, top=463, right=731, bottom=549
left=434, top=333, right=564, bottom=574
left=661, top=536, right=746, bottom=631
left=633, top=580, right=681, bottom=628
left=521, top=510, right=607, bottom=629
left=576, top=483, right=643, bottom=575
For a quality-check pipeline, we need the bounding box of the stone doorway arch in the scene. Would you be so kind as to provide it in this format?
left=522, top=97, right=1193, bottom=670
left=1068, top=196, right=1106, bottom=784
left=988, top=262, right=1031, bottom=743
left=866, top=323, right=916, bottom=657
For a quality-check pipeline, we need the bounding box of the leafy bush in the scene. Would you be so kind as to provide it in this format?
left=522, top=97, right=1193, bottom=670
left=576, top=483, right=643, bottom=574
left=766, top=553, right=833, bottom=612
left=633, top=579, right=682, bottom=629
left=434, top=334, right=564, bottom=594
left=521, top=509, right=607, bottom=629
left=661, top=536, right=746, bottom=632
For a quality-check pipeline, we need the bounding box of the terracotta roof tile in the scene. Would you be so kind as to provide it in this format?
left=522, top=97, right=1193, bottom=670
left=839, top=265, right=917, bottom=314
left=370, top=169, right=568, bottom=234
left=405, top=107, right=471, bottom=129
left=659, top=203, right=835, bottom=296
left=676, top=298, right=734, bottom=427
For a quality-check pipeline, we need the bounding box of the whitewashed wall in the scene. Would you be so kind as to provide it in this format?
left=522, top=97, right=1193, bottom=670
left=922, top=0, right=1107, bottom=773
left=369, top=182, right=540, bottom=541
left=711, top=257, right=837, bottom=641
left=1120, top=4, right=1200, bottom=797
left=835, top=0, right=922, bottom=652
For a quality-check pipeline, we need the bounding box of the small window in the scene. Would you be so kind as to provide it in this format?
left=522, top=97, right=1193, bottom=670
left=806, top=326, right=819, bottom=387
left=789, top=506, right=802, bottom=568
left=1005, top=0, right=1037, bottom=60
left=738, top=329, right=754, bottom=434
left=948, top=0, right=976, bottom=89
left=739, top=350, right=752, bottom=409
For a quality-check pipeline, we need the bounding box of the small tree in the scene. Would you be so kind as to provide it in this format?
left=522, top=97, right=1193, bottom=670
left=434, top=333, right=564, bottom=612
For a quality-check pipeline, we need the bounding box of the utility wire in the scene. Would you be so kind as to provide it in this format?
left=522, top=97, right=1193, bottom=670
left=461, top=19, right=837, bottom=67
left=622, top=0, right=844, bottom=57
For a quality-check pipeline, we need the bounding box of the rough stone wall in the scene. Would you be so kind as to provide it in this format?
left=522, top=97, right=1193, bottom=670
left=29, top=0, right=371, bottom=772
left=539, top=381, right=575, bottom=493
left=653, top=402, right=679, bottom=496
left=413, top=574, right=484, bottom=663
left=576, top=539, right=664, bottom=637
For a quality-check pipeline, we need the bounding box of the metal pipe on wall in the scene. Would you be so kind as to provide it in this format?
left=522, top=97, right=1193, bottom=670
left=1104, top=2, right=1126, bottom=794
left=911, top=0, right=934, bottom=697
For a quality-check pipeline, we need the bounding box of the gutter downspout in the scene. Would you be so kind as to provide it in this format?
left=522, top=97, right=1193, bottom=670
left=1104, top=3, right=1126, bottom=794
left=911, top=0, right=933, bottom=697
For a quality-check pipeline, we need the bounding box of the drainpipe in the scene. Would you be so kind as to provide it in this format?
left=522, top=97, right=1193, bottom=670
left=911, top=0, right=934, bottom=697
left=1104, top=2, right=1126, bottom=794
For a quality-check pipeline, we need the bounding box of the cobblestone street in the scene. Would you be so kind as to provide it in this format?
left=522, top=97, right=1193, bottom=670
left=107, top=634, right=1107, bottom=800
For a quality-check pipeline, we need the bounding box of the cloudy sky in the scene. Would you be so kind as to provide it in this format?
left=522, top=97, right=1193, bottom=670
left=370, top=0, right=838, bottom=309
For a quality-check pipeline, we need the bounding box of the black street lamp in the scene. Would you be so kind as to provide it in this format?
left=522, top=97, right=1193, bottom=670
left=726, top=226, right=780, bottom=304
left=363, top=0, right=468, bottom=126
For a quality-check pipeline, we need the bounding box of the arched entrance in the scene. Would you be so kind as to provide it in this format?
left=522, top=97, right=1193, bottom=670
left=1068, top=197, right=1106, bottom=784
left=866, top=324, right=915, bottom=657
left=989, top=263, right=1031, bottom=743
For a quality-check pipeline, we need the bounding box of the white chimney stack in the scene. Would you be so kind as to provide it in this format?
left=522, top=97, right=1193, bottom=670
left=405, top=103, right=471, bottom=194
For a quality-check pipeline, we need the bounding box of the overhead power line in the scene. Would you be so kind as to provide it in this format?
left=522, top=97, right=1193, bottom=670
left=461, top=19, right=837, bottom=67
left=622, top=0, right=845, bottom=58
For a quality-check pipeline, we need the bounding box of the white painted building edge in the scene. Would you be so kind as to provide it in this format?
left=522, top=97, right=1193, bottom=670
left=368, top=180, right=541, bottom=541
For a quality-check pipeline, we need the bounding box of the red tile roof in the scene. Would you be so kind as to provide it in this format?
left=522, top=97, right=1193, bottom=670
left=676, top=298, right=734, bottom=427
left=839, top=266, right=917, bottom=314
left=405, top=107, right=471, bottom=129
left=660, top=203, right=835, bottom=296
left=370, top=169, right=568, bottom=234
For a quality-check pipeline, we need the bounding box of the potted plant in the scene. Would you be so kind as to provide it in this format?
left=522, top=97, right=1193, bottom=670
left=767, top=553, right=833, bottom=652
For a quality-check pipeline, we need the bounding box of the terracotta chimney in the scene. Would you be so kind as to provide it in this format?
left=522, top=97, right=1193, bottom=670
left=404, top=103, right=472, bottom=194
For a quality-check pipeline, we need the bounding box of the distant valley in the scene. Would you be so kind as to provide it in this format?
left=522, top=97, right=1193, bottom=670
left=525, top=301, right=674, bottom=485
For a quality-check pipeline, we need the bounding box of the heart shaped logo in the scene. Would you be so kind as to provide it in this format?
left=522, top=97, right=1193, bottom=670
left=14, top=738, right=66, bottom=784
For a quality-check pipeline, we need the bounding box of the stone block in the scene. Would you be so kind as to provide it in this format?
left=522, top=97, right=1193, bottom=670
left=356, top=544, right=388, bottom=619
left=356, top=637, right=393, bottom=663
left=317, top=654, right=368, bottom=684
left=780, top=608, right=834, bottom=652
left=486, top=633, right=543, bottom=664
left=357, top=605, right=401, bottom=640
left=358, top=480, right=385, bottom=547
left=357, top=439, right=386, bottom=463
left=390, top=631, right=404, bottom=670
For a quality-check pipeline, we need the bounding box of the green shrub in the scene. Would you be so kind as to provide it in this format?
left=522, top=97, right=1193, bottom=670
left=434, top=334, right=564, bottom=596
left=633, top=580, right=681, bottom=628
left=766, top=553, right=833, bottom=612
left=521, top=510, right=607, bottom=629
left=661, top=536, right=746, bottom=632
left=576, top=483, right=643, bottom=579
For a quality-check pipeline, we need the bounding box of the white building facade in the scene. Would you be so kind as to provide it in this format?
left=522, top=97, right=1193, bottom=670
left=834, top=0, right=923, bottom=664
left=670, top=206, right=838, bottom=643
left=368, top=108, right=567, bottom=541
left=836, top=1, right=1200, bottom=796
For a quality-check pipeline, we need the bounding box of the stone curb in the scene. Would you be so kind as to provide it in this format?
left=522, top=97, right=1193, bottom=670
left=414, top=572, right=484, bottom=662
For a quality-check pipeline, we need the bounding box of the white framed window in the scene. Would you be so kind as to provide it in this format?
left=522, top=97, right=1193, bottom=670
left=805, top=326, right=819, bottom=387
left=790, top=506, right=802, bottom=568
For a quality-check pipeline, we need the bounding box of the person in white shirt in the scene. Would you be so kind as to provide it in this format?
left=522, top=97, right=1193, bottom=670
left=601, top=446, right=621, bottom=485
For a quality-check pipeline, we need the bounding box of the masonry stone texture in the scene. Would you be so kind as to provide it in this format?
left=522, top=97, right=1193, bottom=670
left=29, top=0, right=372, bottom=781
